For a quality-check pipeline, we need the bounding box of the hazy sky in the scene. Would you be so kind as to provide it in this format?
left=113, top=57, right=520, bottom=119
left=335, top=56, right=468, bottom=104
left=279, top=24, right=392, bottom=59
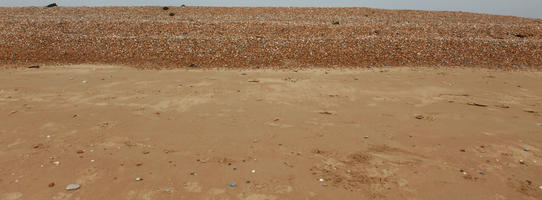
left=2, top=0, right=541, bottom=19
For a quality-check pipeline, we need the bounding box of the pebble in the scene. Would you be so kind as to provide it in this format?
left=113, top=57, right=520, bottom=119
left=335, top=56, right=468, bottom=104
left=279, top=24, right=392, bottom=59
left=319, top=178, right=324, bottom=182
left=523, top=148, right=530, bottom=151
left=251, top=169, right=256, bottom=173
left=229, top=182, right=237, bottom=187
left=460, top=149, right=466, bottom=152
left=53, top=161, right=60, bottom=165
left=66, top=184, right=80, bottom=191
left=136, top=177, right=143, bottom=181
left=539, top=186, right=542, bottom=189
left=519, top=160, right=525, bottom=164
left=165, top=189, right=171, bottom=193
left=363, top=136, right=369, bottom=139
left=82, top=80, right=88, bottom=84
left=48, top=182, right=55, bottom=187
left=241, top=72, right=247, bottom=75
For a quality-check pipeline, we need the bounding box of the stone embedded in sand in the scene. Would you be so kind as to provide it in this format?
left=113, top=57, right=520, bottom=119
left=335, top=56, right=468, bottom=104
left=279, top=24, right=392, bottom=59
left=229, top=182, right=237, bottom=187
left=169, top=13, right=175, bottom=16
left=76, top=150, right=84, bottom=154
left=136, top=177, right=143, bottom=181
left=46, top=3, right=58, bottom=8
left=163, top=7, right=169, bottom=11
left=65, top=184, right=80, bottom=191
left=415, top=115, right=424, bottom=119
left=524, top=148, right=530, bottom=151
left=331, top=21, right=340, bottom=25
left=28, top=65, right=40, bottom=69
left=48, top=182, right=55, bottom=187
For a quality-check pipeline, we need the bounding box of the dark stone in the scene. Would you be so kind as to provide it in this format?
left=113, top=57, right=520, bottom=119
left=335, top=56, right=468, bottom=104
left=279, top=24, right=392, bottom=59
left=163, top=7, right=169, bottom=10
left=189, top=64, right=197, bottom=68
left=169, top=13, right=175, bottom=16
left=514, top=34, right=527, bottom=38
left=331, top=21, right=340, bottom=25
left=28, top=65, right=40, bottom=69
left=46, top=3, right=58, bottom=7
left=181, top=4, right=186, bottom=7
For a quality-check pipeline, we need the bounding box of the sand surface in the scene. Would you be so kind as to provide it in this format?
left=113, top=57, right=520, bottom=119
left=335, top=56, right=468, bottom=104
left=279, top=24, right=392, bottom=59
left=1, top=65, right=541, bottom=199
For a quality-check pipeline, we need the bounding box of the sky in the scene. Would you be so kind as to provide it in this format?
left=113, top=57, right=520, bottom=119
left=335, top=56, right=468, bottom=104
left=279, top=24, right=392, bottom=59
left=1, top=0, right=541, bottom=19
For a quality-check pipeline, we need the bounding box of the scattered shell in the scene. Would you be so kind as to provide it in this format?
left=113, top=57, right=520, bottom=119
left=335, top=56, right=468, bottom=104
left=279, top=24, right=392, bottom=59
left=66, top=184, right=80, bottom=191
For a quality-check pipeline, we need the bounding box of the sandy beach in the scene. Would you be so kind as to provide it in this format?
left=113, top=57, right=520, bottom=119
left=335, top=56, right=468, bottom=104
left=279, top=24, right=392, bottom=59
left=1, top=6, right=542, bottom=200
left=1, top=65, right=541, bottom=199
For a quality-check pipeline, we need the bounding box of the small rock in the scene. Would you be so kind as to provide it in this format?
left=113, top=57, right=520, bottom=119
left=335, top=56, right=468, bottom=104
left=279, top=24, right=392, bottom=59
left=65, top=184, right=80, bottom=191
left=165, top=189, right=171, bottom=193
left=331, top=21, right=340, bottom=25
left=460, top=149, right=466, bottom=152
left=53, top=161, right=60, bottom=165
left=68, top=77, right=73, bottom=80
left=136, top=162, right=142, bottom=166
left=523, top=148, right=530, bottom=152
left=241, top=72, right=247, bottom=75
left=76, top=150, right=84, bottom=154
left=136, top=177, right=143, bottom=181
left=539, top=186, right=542, bottom=189
left=246, top=180, right=251, bottom=184
left=82, top=80, right=88, bottom=84
left=519, top=160, right=525, bottom=164
left=363, top=136, right=369, bottom=139
left=46, top=3, right=58, bottom=8
left=319, top=178, right=324, bottom=182
left=48, top=182, right=55, bottom=187
left=479, top=172, right=485, bottom=175
left=190, top=172, right=196, bottom=176
left=169, top=13, right=175, bottom=16
left=229, top=182, right=237, bottom=187
left=415, top=115, right=424, bottom=119
left=28, top=65, right=40, bottom=69
left=162, top=7, right=169, bottom=10
left=251, top=170, right=256, bottom=173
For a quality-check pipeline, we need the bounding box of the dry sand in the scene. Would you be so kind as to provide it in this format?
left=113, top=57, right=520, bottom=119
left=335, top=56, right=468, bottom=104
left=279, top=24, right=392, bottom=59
left=1, top=65, right=542, bottom=199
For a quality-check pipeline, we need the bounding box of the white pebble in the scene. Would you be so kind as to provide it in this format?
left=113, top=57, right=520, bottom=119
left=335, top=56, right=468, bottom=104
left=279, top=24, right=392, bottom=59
left=251, top=170, right=256, bottom=173
left=53, top=161, right=60, bottom=165
left=319, top=178, right=324, bottom=182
